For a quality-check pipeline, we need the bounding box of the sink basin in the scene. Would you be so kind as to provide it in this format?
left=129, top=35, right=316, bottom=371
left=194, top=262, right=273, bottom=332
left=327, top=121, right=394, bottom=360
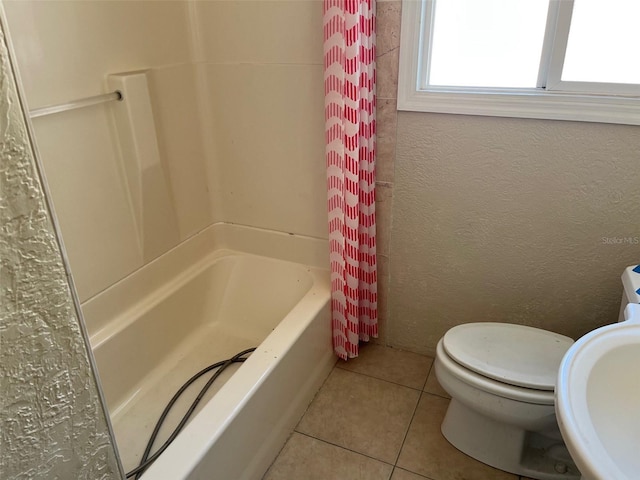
left=555, top=303, right=640, bottom=480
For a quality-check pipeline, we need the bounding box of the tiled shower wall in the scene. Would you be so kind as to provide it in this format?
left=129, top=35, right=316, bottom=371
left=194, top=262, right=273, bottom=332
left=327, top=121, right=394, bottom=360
left=375, top=0, right=402, bottom=344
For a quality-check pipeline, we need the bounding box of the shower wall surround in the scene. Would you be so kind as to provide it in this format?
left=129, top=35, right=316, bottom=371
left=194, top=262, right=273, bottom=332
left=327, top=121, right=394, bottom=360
left=0, top=24, right=120, bottom=479
left=3, top=0, right=330, bottom=303
left=2, top=0, right=212, bottom=301
left=193, top=0, right=328, bottom=238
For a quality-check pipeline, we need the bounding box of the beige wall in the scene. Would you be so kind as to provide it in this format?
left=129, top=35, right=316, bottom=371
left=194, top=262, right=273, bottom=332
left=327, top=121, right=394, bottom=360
left=389, top=113, right=640, bottom=355
left=0, top=19, right=120, bottom=477
left=374, top=1, right=640, bottom=355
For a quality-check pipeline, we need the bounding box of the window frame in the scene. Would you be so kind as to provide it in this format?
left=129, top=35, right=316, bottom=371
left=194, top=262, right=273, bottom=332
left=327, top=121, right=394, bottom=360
left=397, top=0, right=640, bottom=125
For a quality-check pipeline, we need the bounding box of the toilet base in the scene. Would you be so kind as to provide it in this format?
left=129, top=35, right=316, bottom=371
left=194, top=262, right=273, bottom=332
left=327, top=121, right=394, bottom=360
left=442, top=399, right=580, bottom=480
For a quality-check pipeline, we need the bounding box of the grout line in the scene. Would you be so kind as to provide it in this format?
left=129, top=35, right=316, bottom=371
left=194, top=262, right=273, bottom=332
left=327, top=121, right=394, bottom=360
left=334, top=364, right=425, bottom=392
left=292, top=431, right=395, bottom=468
left=376, top=45, right=400, bottom=59
left=422, top=360, right=452, bottom=400
left=392, top=466, right=439, bottom=480
left=291, top=358, right=338, bottom=430
left=422, top=360, right=434, bottom=391
left=376, top=180, right=394, bottom=188
left=423, top=390, right=450, bottom=400
left=392, top=390, right=424, bottom=467
left=261, top=429, right=297, bottom=478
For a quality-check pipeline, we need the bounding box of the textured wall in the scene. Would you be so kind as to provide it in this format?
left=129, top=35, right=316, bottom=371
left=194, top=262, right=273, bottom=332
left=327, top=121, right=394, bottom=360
left=389, top=112, right=640, bottom=355
left=373, top=1, right=640, bottom=355
left=0, top=25, right=121, bottom=479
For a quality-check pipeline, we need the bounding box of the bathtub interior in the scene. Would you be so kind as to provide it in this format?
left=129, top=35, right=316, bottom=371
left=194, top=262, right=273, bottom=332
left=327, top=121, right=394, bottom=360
left=83, top=240, right=324, bottom=473
left=93, top=254, right=314, bottom=410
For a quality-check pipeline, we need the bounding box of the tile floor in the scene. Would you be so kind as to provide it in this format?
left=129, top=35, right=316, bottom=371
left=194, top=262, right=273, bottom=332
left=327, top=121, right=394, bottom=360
left=263, top=344, right=535, bottom=480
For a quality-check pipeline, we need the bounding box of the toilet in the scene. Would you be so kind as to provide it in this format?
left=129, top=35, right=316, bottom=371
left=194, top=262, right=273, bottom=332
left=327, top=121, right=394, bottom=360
left=434, top=264, right=640, bottom=480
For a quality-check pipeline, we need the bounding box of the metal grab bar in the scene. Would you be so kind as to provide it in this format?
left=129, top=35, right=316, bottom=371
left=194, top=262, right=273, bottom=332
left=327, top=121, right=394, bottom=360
left=29, top=90, right=123, bottom=118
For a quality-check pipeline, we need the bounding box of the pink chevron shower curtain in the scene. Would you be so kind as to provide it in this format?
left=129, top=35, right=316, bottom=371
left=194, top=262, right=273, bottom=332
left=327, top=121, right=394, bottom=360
left=324, top=0, right=378, bottom=359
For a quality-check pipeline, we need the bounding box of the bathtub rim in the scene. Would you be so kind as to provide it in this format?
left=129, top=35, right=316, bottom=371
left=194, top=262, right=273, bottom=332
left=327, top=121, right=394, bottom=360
left=140, top=273, right=331, bottom=479
left=81, top=222, right=330, bottom=340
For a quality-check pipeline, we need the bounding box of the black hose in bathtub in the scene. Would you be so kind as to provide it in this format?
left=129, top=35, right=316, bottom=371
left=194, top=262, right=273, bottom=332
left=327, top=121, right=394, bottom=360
left=126, top=347, right=257, bottom=479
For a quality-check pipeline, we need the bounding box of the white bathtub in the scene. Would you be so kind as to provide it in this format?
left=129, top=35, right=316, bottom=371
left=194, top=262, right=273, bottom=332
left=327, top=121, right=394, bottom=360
left=81, top=223, right=335, bottom=479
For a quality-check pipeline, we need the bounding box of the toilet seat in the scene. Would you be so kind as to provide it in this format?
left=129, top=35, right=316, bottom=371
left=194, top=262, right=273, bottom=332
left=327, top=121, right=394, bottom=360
left=436, top=340, right=556, bottom=405
left=443, top=322, right=574, bottom=391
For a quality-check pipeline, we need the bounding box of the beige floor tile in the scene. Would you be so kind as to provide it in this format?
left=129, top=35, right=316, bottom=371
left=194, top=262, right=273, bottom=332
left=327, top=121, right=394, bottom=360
left=296, top=368, right=420, bottom=464
left=423, top=365, right=450, bottom=399
left=391, top=467, right=431, bottom=480
left=263, top=432, right=393, bottom=480
left=337, top=343, right=433, bottom=390
left=397, top=394, right=518, bottom=480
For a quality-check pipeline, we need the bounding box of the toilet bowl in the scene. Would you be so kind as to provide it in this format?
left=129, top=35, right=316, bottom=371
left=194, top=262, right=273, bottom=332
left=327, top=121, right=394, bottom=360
left=434, top=263, right=640, bottom=480
left=435, top=324, right=578, bottom=479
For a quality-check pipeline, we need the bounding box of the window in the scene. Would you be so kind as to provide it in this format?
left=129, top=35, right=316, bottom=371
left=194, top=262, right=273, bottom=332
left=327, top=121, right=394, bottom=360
left=398, top=0, right=640, bottom=125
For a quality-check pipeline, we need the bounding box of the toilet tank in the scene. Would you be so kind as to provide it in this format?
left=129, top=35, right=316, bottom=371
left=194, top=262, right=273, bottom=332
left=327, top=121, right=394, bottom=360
left=619, top=264, right=640, bottom=322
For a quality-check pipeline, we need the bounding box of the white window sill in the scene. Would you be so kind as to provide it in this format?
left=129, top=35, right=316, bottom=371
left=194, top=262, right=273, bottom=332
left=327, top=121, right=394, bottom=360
left=397, top=88, right=640, bottom=126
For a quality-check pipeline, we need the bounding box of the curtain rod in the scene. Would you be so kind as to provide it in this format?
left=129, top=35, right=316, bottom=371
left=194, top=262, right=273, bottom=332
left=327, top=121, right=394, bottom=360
left=29, top=90, right=123, bottom=118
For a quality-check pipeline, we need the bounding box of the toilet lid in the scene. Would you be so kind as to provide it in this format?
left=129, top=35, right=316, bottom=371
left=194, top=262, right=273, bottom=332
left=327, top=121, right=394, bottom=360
left=442, top=323, right=574, bottom=391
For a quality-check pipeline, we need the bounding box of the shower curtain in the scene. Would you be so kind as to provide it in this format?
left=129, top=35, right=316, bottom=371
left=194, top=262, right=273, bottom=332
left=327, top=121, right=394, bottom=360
left=324, top=0, right=377, bottom=359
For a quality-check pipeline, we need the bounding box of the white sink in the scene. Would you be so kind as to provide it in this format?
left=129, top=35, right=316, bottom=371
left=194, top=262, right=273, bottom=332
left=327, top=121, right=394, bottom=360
left=555, top=303, right=640, bottom=480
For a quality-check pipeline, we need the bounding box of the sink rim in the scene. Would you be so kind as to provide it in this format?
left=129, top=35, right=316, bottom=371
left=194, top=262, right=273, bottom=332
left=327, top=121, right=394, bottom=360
left=556, top=314, right=640, bottom=480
